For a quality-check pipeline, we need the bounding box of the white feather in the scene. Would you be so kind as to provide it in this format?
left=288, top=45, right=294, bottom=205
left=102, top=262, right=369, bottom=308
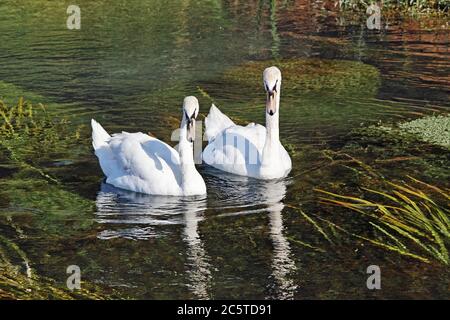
left=91, top=118, right=206, bottom=196
left=202, top=66, right=291, bottom=180
left=204, top=104, right=235, bottom=142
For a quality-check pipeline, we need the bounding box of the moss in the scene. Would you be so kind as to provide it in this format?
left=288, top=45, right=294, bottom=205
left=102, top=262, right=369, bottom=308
left=222, top=58, right=381, bottom=97
left=398, top=115, right=450, bottom=148
left=357, top=114, right=450, bottom=150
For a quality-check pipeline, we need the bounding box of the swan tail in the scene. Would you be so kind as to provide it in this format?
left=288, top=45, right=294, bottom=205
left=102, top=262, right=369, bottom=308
left=91, top=119, right=117, bottom=178
left=91, top=119, right=111, bottom=150
left=205, top=104, right=235, bottom=142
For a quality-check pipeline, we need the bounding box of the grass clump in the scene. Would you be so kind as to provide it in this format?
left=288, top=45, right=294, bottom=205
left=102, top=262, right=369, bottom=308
left=317, top=177, right=450, bottom=265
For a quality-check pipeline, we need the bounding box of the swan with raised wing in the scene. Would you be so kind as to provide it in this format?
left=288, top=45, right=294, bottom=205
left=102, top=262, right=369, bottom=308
left=91, top=96, right=206, bottom=196
left=203, top=66, right=291, bottom=179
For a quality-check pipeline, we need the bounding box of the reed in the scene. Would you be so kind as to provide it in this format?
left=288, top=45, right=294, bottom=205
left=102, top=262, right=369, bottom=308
left=316, top=176, right=450, bottom=264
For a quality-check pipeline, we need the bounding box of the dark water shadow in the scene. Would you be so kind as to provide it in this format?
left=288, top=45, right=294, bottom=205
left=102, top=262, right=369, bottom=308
left=95, top=182, right=212, bottom=298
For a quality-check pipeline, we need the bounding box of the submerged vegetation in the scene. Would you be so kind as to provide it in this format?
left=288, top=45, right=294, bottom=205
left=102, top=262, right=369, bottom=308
left=397, top=115, right=450, bottom=148
left=0, top=98, right=85, bottom=183
left=0, top=233, right=114, bottom=299
left=0, top=96, right=101, bottom=299
left=295, top=112, right=450, bottom=265
left=222, top=58, right=380, bottom=97
left=317, top=177, right=449, bottom=265
left=0, top=228, right=122, bottom=299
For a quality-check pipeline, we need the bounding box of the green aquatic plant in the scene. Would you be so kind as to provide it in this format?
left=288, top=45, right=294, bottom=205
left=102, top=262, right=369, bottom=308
left=398, top=114, right=450, bottom=148
left=346, top=113, right=450, bottom=181
left=365, top=114, right=450, bottom=149
left=317, top=177, right=450, bottom=265
left=0, top=98, right=85, bottom=183
left=0, top=97, right=38, bottom=137
left=0, top=96, right=105, bottom=298
left=222, top=58, right=381, bottom=97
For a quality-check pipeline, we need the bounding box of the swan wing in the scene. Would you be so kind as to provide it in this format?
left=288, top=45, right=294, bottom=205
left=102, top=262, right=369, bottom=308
left=205, top=104, right=235, bottom=142
left=92, top=120, right=183, bottom=195
left=203, top=123, right=266, bottom=177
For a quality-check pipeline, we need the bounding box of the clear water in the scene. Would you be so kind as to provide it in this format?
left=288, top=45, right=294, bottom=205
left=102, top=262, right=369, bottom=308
left=0, top=0, right=448, bottom=299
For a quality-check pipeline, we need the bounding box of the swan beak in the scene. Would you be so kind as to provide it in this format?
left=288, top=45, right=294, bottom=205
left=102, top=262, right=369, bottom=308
left=186, top=119, right=196, bottom=143
left=266, top=91, right=277, bottom=116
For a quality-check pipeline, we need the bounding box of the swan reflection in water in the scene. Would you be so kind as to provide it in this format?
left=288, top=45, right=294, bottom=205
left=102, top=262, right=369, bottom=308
left=95, top=183, right=212, bottom=299
left=204, top=169, right=298, bottom=299
left=95, top=171, right=297, bottom=299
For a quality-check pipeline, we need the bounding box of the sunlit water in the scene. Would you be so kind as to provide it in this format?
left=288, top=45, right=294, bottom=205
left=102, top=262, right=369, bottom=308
left=0, top=0, right=448, bottom=299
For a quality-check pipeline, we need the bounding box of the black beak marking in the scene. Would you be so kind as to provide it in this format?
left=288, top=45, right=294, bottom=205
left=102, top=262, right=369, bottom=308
left=268, top=110, right=274, bottom=116
left=266, top=80, right=278, bottom=97
left=272, top=80, right=278, bottom=93
left=185, top=109, right=197, bottom=126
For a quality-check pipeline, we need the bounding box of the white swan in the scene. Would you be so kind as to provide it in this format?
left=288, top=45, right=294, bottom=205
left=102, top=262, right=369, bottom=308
left=91, top=96, right=206, bottom=196
left=203, top=66, right=292, bottom=179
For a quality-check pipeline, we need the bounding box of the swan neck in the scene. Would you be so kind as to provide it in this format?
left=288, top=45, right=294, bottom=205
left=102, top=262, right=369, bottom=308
left=179, top=121, right=198, bottom=191
left=179, top=122, right=195, bottom=170
left=262, top=94, right=280, bottom=167
left=265, top=113, right=279, bottom=143
left=265, top=93, right=280, bottom=144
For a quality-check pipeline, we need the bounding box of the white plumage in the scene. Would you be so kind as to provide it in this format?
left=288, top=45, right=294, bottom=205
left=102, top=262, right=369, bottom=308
left=202, top=66, right=292, bottom=180
left=92, top=97, right=206, bottom=196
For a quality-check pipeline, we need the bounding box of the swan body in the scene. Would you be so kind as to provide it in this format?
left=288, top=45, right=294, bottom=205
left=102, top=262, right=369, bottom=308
left=203, top=67, right=292, bottom=180
left=92, top=96, right=206, bottom=196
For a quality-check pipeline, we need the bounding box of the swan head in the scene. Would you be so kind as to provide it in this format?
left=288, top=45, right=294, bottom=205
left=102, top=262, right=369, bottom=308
left=182, top=96, right=199, bottom=143
left=263, top=66, right=282, bottom=116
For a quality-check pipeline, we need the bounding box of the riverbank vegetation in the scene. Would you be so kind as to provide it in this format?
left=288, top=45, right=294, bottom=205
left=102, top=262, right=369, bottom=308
left=337, top=0, right=449, bottom=15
